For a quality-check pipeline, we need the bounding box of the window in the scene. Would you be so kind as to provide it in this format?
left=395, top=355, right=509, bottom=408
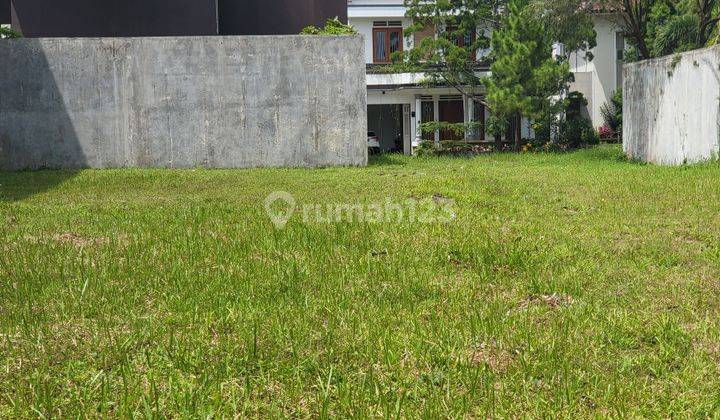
left=446, top=25, right=477, bottom=61
left=615, top=32, right=625, bottom=89
left=373, top=27, right=403, bottom=63
left=420, top=99, right=435, bottom=141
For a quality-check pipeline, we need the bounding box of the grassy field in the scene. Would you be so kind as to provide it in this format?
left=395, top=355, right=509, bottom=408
left=2, top=145, right=720, bottom=417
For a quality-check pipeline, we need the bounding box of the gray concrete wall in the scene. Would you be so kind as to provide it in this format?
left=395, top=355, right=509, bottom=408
left=0, top=36, right=367, bottom=170
left=624, top=46, right=720, bottom=165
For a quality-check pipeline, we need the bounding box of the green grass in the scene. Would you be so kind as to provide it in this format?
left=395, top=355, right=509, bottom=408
left=2, top=145, right=720, bottom=417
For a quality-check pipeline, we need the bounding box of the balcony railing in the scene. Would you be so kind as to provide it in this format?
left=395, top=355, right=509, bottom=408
left=365, top=60, right=492, bottom=74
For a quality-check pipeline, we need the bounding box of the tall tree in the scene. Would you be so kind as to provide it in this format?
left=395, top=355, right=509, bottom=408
left=610, top=0, right=653, bottom=60
left=609, top=0, right=718, bottom=60
left=529, top=0, right=598, bottom=59
left=402, top=0, right=502, bottom=101
left=696, top=0, right=719, bottom=46
left=484, top=0, right=573, bottom=150
left=403, top=0, right=594, bottom=148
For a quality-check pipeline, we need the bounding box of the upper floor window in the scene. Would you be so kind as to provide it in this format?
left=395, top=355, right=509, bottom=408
left=447, top=25, right=477, bottom=61
left=373, top=21, right=403, bottom=63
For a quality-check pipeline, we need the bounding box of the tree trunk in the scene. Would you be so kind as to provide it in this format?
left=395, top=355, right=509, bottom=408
left=494, top=134, right=502, bottom=152
left=621, top=0, right=651, bottom=60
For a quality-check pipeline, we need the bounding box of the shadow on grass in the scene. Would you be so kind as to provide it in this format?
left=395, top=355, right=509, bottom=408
left=0, top=39, right=85, bottom=201
left=0, top=170, right=79, bottom=202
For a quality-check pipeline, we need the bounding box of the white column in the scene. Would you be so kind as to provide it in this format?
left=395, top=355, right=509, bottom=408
left=403, top=104, right=412, bottom=156
left=414, top=96, right=422, bottom=154
left=465, top=96, right=473, bottom=141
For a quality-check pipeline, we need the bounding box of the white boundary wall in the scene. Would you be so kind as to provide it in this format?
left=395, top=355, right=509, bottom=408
left=624, top=46, right=720, bottom=165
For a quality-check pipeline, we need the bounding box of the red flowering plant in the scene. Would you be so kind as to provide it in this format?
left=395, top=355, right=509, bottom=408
left=598, top=124, right=615, bottom=141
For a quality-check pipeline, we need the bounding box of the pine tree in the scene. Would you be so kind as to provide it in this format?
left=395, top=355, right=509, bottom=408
left=484, top=0, right=572, bottom=150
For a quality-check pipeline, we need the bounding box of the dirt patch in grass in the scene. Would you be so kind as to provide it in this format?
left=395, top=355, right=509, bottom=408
left=470, top=341, right=516, bottom=373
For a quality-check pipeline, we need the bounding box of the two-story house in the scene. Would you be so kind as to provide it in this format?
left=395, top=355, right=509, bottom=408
left=349, top=0, right=625, bottom=154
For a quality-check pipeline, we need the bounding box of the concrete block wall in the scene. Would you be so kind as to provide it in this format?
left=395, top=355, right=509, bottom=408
left=0, top=36, right=367, bottom=170
left=624, top=46, right=720, bottom=165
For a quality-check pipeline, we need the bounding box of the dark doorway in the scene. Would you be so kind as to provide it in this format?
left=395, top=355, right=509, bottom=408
left=438, top=98, right=464, bottom=141
left=368, top=104, right=404, bottom=153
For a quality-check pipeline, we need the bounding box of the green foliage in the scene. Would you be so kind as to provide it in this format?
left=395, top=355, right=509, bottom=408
left=531, top=108, right=562, bottom=142
left=414, top=139, right=499, bottom=156
left=418, top=121, right=482, bottom=138
left=560, top=91, right=598, bottom=148
left=529, top=91, right=597, bottom=149
left=620, top=0, right=719, bottom=61
left=484, top=0, right=573, bottom=146
left=653, top=14, right=701, bottom=56
left=301, top=17, right=357, bottom=36
left=414, top=139, right=438, bottom=156
left=600, top=89, right=623, bottom=138
left=528, top=0, right=597, bottom=58
left=401, top=0, right=498, bottom=94
left=485, top=114, right=508, bottom=138
left=402, top=0, right=596, bottom=151
left=0, top=27, right=20, bottom=39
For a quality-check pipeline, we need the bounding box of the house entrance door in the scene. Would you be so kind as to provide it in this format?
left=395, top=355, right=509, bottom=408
left=438, top=98, right=464, bottom=141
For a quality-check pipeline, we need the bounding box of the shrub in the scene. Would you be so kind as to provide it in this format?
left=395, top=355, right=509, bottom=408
left=413, top=140, right=500, bottom=156
left=599, top=124, right=615, bottom=140
left=414, top=140, right=438, bottom=157
left=0, top=27, right=20, bottom=39
left=559, top=92, right=597, bottom=148
left=301, top=17, right=357, bottom=36
left=600, top=88, right=623, bottom=139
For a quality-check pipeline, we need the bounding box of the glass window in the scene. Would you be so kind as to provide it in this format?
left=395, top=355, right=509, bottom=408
left=374, top=30, right=387, bottom=62
left=390, top=31, right=401, bottom=54
left=373, top=28, right=403, bottom=63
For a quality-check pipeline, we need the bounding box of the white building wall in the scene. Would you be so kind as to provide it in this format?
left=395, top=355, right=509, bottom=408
left=569, top=14, right=624, bottom=128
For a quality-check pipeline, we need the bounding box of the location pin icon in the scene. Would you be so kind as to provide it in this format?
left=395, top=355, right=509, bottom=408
left=264, top=191, right=296, bottom=229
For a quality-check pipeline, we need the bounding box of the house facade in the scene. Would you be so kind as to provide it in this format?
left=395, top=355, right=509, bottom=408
left=349, top=0, right=625, bottom=154
left=567, top=13, right=626, bottom=129
left=2, top=0, right=347, bottom=37
left=349, top=0, right=498, bottom=155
